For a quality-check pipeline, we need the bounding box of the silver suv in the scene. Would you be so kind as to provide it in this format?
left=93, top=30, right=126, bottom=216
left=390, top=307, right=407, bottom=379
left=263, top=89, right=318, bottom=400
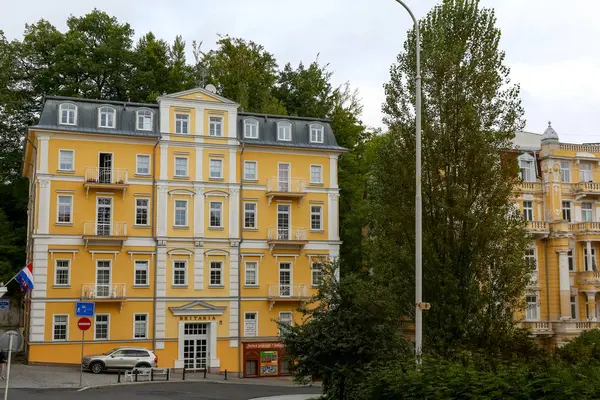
left=82, top=347, right=158, bottom=374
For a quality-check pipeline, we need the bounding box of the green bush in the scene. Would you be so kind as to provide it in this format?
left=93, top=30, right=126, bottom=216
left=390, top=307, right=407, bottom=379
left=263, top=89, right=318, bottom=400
left=557, top=328, right=600, bottom=365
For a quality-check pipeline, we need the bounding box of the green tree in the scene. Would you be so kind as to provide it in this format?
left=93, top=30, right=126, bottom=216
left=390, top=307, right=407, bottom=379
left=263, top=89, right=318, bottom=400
left=167, top=35, right=195, bottom=93
left=371, top=0, right=529, bottom=355
left=128, top=32, right=171, bottom=103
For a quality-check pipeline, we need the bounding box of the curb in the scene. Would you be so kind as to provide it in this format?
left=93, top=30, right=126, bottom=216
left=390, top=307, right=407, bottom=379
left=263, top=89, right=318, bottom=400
left=76, top=378, right=320, bottom=391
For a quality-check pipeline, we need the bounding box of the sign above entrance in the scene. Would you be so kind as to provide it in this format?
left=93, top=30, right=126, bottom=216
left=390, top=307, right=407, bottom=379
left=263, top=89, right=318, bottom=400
left=178, top=315, right=222, bottom=324
left=75, top=302, right=95, bottom=317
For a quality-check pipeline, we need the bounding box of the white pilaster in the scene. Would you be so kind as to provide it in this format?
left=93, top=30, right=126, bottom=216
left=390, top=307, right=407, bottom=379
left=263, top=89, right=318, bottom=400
left=156, top=246, right=167, bottom=298
left=159, top=143, right=168, bottom=180
left=37, top=179, right=51, bottom=234
left=210, top=321, right=220, bottom=368
left=157, top=185, right=168, bottom=237
left=159, top=103, right=169, bottom=133
left=30, top=242, right=48, bottom=342
left=195, top=147, right=203, bottom=181
left=196, top=108, right=205, bottom=136
left=227, top=110, right=237, bottom=139
left=155, top=302, right=166, bottom=349
left=194, top=186, right=204, bottom=238
left=229, top=148, right=237, bottom=183
left=576, top=205, right=582, bottom=222
left=37, top=135, right=50, bottom=174
left=193, top=246, right=204, bottom=290
left=229, top=189, right=239, bottom=239
left=588, top=292, right=597, bottom=321
left=329, top=155, right=338, bottom=189
left=558, top=250, right=571, bottom=320
left=328, top=192, right=340, bottom=241
left=229, top=245, right=239, bottom=347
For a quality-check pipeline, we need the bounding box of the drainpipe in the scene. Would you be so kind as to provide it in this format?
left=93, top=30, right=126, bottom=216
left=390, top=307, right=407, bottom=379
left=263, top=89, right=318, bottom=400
left=237, top=135, right=245, bottom=379
left=151, top=133, right=160, bottom=351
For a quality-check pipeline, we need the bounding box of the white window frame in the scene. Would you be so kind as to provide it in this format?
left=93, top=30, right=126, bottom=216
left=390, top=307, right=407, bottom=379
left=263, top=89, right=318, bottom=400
left=310, top=124, right=324, bottom=143
left=209, top=116, right=223, bottom=137
left=244, top=261, right=258, bottom=286
left=244, top=312, right=258, bottom=337
left=580, top=162, right=593, bottom=182
left=174, top=157, right=189, bottom=178
left=525, top=293, right=539, bottom=321
left=209, top=201, right=222, bottom=228
left=135, top=198, right=149, bottom=226
left=582, top=202, right=593, bottom=222
left=172, top=260, right=188, bottom=287
left=175, top=113, right=190, bottom=134
left=209, top=261, right=223, bottom=286
left=98, top=106, right=116, bottom=129
left=277, top=121, right=292, bottom=141
left=54, top=259, right=71, bottom=287
left=560, top=160, right=571, bottom=183
left=57, top=195, right=73, bottom=224
left=310, top=205, right=323, bottom=231
left=59, top=103, right=77, bottom=126
left=522, top=200, right=533, bottom=222
left=136, top=154, right=151, bottom=175
left=562, top=201, right=572, bottom=222
left=311, top=262, right=323, bottom=287
left=278, top=312, right=293, bottom=335
left=568, top=249, right=574, bottom=272
left=94, top=314, right=110, bottom=341
left=244, top=161, right=258, bottom=181
left=244, top=202, right=257, bottom=229
left=584, top=248, right=597, bottom=272
left=52, top=314, right=69, bottom=341
left=174, top=199, right=188, bottom=227
left=133, top=313, right=148, bottom=339
left=209, top=159, right=223, bottom=179
left=136, top=109, right=153, bottom=131
left=58, top=149, right=75, bottom=171
left=310, top=165, right=323, bottom=184
left=134, top=260, right=149, bottom=286
left=244, top=118, right=259, bottom=139
left=571, top=294, right=578, bottom=319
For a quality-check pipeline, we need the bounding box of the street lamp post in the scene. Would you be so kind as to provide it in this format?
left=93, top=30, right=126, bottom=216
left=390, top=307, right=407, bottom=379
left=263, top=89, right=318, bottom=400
left=394, top=0, right=422, bottom=361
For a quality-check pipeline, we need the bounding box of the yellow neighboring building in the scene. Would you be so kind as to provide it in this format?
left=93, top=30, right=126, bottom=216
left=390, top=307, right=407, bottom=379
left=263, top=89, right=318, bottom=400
left=22, top=87, right=344, bottom=376
left=515, top=123, right=600, bottom=347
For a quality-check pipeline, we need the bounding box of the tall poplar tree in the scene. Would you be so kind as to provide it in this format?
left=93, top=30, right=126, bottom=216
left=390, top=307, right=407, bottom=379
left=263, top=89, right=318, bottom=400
left=370, top=0, right=531, bottom=354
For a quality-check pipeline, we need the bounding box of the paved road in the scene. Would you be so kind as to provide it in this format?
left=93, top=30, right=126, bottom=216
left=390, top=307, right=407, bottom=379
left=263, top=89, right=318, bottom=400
left=9, top=381, right=321, bottom=400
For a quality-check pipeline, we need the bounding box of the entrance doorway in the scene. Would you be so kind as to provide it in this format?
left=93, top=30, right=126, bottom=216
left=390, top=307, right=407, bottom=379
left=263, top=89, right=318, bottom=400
left=183, top=323, right=208, bottom=370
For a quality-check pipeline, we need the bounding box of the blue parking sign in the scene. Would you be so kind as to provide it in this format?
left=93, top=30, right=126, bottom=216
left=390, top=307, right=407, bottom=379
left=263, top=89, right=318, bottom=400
left=75, top=302, right=95, bottom=317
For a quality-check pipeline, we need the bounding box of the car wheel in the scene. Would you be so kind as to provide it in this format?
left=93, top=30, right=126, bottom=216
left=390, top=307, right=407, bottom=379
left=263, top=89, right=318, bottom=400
left=90, top=361, right=104, bottom=374
left=135, top=362, right=151, bottom=369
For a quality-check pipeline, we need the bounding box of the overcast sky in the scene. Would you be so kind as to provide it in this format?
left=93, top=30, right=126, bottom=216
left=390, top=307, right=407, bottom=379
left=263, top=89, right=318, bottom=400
left=2, top=0, right=599, bottom=143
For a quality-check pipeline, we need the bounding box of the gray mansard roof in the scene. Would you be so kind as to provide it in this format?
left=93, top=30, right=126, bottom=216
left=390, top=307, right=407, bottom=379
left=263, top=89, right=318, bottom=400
left=237, top=112, right=345, bottom=151
left=32, top=96, right=160, bottom=138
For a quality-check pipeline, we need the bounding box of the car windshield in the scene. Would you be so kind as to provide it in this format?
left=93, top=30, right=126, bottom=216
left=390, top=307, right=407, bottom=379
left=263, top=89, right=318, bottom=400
left=103, top=348, right=120, bottom=355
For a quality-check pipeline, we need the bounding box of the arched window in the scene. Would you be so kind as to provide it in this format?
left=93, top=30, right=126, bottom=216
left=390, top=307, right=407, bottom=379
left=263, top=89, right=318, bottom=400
left=277, top=121, right=292, bottom=141
left=244, top=118, right=259, bottom=139
left=309, top=123, right=324, bottom=143
left=98, top=106, right=116, bottom=129
left=59, top=103, right=77, bottom=125
left=136, top=109, right=153, bottom=131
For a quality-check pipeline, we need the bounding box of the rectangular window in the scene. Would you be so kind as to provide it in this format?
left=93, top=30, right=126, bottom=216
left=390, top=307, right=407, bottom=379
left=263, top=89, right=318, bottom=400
left=57, top=195, right=73, bottom=223
left=244, top=119, right=259, bottom=138
left=95, top=314, right=109, bottom=340
left=310, top=125, right=324, bottom=143
left=310, top=165, right=322, bottom=184
left=134, top=260, right=149, bottom=286
left=568, top=249, right=574, bottom=272
left=244, top=203, right=257, bottom=229
left=522, top=200, right=533, bottom=221
left=311, top=262, right=323, bottom=287
left=582, top=202, right=593, bottom=222
left=580, top=162, right=593, bottom=182
left=135, top=198, right=149, bottom=226
left=525, top=294, right=538, bottom=321
left=520, top=159, right=535, bottom=182
left=244, top=161, right=257, bottom=181
left=53, top=315, right=68, bottom=341
left=174, top=200, right=188, bottom=227
left=173, top=260, right=187, bottom=286
left=525, top=248, right=536, bottom=270
left=209, top=116, right=223, bottom=137
left=175, top=114, right=189, bottom=134
left=175, top=157, right=188, bottom=177
left=209, top=159, right=223, bottom=179
left=245, top=261, right=258, bottom=286
left=311, top=205, right=322, bottom=231
left=562, top=201, right=571, bottom=222
left=99, top=108, right=115, bottom=128
left=584, top=248, right=597, bottom=271
left=244, top=312, right=258, bottom=337
left=560, top=161, right=571, bottom=183
left=210, top=202, right=222, bottom=228
left=210, top=261, right=223, bottom=286
left=279, top=312, right=293, bottom=335
left=134, top=314, right=148, bottom=339
left=571, top=295, right=577, bottom=319
left=59, top=150, right=74, bottom=171
left=136, top=155, right=150, bottom=175
left=54, top=260, right=70, bottom=286
left=278, top=122, right=291, bottom=141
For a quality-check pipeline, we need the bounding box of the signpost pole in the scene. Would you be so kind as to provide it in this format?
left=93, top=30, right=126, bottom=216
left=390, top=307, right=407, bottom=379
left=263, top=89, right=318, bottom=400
left=3, top=333, right=14, bottom=400
left=80, top=330, right=84, bottom=388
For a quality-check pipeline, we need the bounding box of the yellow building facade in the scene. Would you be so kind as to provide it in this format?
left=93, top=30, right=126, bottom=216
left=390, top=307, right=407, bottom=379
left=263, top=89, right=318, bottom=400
left=22, top=87, right=344, bottom=376
left=515, top=124, right=600, bottom=347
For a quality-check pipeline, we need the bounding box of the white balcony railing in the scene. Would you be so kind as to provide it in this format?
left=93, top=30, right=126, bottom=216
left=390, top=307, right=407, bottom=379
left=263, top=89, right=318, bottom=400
left=81, top=283, right=126, bottom=300
left=268, top=284, right=309, bottom=298
left=574, top=182, right=600, bottom=193
left=527, top=221, right=549, bottom=232
left=85, top=167, right=128, bottom=185
left=266, top=177, right=306, bottom=193
left=519, top=321, right=553, bottom=334
left=83, top=221, right=128, bottom=237
left=268, top=226, right=307, bottom=241
left=570, top=222, right=600, bottom=233
left=555, top=321, right=600, bottom=333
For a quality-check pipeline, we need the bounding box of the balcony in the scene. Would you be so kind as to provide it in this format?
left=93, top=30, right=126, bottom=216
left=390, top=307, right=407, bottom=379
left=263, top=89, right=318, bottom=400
left=267, top=226, right=308, bottom=253
left=577, top=271, right=600, bottom=290
left=82, top=221, right=128, bottom=249
left=267, top=284, right=310, bottom=310
left=84, top=167, right=129, bottom=199
left=518, top=321, right=553, bottom=336
left=266, top=177, right=307, bottom=206
left=569, top=222, right=600, bottom=235
left=554, top=321, right=600, bottom=335
left=82, top=284, right=127, bottom=310
left=526, top=221, right=550, bottom=238
left=515, top=182, right=542, bottom=194
left=573, top=182, right=600, bottom=200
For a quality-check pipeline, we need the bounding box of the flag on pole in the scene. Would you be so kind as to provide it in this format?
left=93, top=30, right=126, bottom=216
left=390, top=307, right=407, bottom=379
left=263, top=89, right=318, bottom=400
left=16, top=264, right=34, bottom=293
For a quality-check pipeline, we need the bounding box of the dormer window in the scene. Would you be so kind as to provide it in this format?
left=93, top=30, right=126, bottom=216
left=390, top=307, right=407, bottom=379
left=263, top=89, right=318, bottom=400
left=59, top=103, right=77, bottom=125
left=278, top=121, right=292, bottom=141
left=518, top=154, right=535, bottom=182
left=244, top=118, right=259, bottom=139
left=136, top=109, right=153, bottom=131
left=310, top=124, right=324, bottom=143
left=98, top=106, right=116, bottom=129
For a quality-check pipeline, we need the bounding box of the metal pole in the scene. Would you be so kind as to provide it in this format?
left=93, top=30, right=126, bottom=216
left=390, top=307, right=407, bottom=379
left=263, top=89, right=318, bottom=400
left=3, top=333, right=14, bottom=400
left=80, top=330, right=84, bottom=387
left=394, top=0, right=422, bottom=361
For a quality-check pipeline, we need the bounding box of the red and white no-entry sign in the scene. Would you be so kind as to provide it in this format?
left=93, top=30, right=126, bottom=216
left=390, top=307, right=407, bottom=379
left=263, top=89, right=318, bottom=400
left=77, top=317, right=91, bottom=331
